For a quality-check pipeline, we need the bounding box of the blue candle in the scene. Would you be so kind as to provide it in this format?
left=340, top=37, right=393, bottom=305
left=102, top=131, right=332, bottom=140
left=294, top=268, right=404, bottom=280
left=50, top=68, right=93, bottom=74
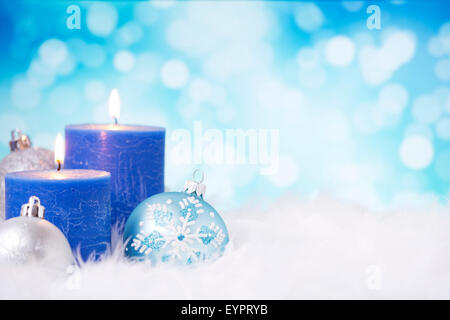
left=64, top=124, right=165, bottom=227
left=5, top=169, right=111, bottom=260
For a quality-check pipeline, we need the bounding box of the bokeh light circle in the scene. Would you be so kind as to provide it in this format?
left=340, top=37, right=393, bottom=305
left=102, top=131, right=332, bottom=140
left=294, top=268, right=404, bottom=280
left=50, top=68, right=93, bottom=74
left=130, top=52, right=159, bottom=84
left=38, top=39, right=68, bottom=68
left=435, top=59, right=450, bottom=81
left=84, top=81, right=107, bottom=103
left=114, top=51, right=136, bottom=73
left=87, top=3, right=118, bottom=37
left=325, top=36, right=355, bottom=67
left=27, top=59, right=55, bottom=89
left=134, top=2, right=158, bottom=26
left=294, top=3, right=324, bottom=33
left=378, top=83, right=409, bottom=114
left=342, top=1, right=364, bottom=12
left=382, top=31, right=416, bottom=69
left=412, top=94, right=443, bottom=124
left=115, top=22, right=143, bottom=47
left=188, top=78, right=212, bottom=103
left=161, top=59, right=189, bottom=89
left=399, top=135, right=434, bottom=170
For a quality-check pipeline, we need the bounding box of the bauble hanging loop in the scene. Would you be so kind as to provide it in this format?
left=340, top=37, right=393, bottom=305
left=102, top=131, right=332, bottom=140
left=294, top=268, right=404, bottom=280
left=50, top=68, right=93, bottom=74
left=20, top=196, right=45, bottom=218
left=9, top=129, right=32, bottom=152
left=183, top=169, right=206, bottom=198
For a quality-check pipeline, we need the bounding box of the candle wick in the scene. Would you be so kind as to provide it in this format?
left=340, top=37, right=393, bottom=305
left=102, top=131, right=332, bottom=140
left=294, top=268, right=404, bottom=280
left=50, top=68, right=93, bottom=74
left=114, top=117, right=118, bottom=126
left=57, top=160, right=61, bottom=172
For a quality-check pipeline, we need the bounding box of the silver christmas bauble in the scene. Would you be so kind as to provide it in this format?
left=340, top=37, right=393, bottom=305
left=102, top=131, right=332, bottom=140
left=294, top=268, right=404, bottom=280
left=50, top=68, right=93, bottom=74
left=0, top=197, right=73, bottom=271
left=0, top=130, right=54, bottom=220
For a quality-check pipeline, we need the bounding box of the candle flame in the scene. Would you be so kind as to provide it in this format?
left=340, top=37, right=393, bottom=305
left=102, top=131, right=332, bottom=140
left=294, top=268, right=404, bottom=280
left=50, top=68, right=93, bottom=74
left=109, top=89, right=120, bottom=124
left=54, top=133, right=64, bottom=170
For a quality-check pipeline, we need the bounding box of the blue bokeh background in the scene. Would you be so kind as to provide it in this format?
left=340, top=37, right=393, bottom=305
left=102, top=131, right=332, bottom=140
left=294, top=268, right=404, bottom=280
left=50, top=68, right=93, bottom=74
left=0, top=1, right=449, bottom=211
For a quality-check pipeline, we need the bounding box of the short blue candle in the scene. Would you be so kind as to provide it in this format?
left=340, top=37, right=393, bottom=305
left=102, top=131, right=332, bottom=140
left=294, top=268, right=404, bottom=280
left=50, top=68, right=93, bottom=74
left=64, top=124, right=165, bottom=227
left=5, top=169, right=111, bottom=260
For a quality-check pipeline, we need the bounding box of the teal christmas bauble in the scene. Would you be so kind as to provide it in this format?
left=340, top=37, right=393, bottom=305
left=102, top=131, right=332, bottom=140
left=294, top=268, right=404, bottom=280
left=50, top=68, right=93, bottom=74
left=123, top=175, right=229, bottom=265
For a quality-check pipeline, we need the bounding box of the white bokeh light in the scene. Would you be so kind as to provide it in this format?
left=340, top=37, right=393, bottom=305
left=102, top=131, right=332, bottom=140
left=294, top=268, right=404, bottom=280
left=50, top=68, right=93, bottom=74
left=435, top=59, right=450, bottom=81
left=294, top=3, right=324, bottom=33
left=439, top=22, right=450, bottom=55
left=412, top=94, right=443, bottom=124
left=160, top=59, right=189, bottom=89
left=372, top=106, right=402, bottom=129
left=318, top=111, right=350, bottom=144
left=76, top=43, right=106, bottom=69
left=115, top=22, right=143, bottom=47
left=134, top=2, right=158, bottom=26
left=352, top=103, right=379, bottom=134
left=268, top=155, right=299, bottom=187
left=84, top=81, right=107, bottom=103
left=378, top=83, right=409, bottom=114
left=188, top=78, right=212, bottom=103
left=38, top=39, right=68, bottom=68
left=11, top=77, right=41, bottom=110
left=382, top=30, right=416, bottom=69
left=56, top=55, right=76, bottom=76
left=26, top=59, right=55, bottom=89
left=436, top=117, right=450, bottom=140
left=399, top=135, right=434, bottom=170
left=325, top=36, right=355, bottom=67
left=130, top=52, right=159, bottom=84
left=359, top=30, right=416, bottom=85
left=359, top=46, right=390, bottom=85
left=87, top=3, right=118, bottom=37
left=114, top=51, right=136, bottom=73
left=341, top=1, right=364, bottom=12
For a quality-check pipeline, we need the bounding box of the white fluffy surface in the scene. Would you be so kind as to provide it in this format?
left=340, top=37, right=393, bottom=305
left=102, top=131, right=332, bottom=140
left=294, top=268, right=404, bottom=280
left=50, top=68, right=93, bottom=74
left=1, top=196, right=449, bottom=300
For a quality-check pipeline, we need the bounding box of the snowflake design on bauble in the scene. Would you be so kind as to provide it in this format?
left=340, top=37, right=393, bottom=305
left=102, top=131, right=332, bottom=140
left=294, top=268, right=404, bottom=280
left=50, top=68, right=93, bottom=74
left=127, top=194, right=227, bottom=264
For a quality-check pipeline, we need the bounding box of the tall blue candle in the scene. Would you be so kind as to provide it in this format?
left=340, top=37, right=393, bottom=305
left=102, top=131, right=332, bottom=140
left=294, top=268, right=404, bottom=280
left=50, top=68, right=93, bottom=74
left=5, top=169, right=111, bottom=260
left=65, top=124, right=165, bottom=227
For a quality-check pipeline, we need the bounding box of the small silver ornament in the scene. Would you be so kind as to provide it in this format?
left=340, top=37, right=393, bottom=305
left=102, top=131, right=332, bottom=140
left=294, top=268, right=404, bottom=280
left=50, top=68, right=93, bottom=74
left=0, top=196, right=74, bottom=270
left=0, top=129, right=54, bottom=219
